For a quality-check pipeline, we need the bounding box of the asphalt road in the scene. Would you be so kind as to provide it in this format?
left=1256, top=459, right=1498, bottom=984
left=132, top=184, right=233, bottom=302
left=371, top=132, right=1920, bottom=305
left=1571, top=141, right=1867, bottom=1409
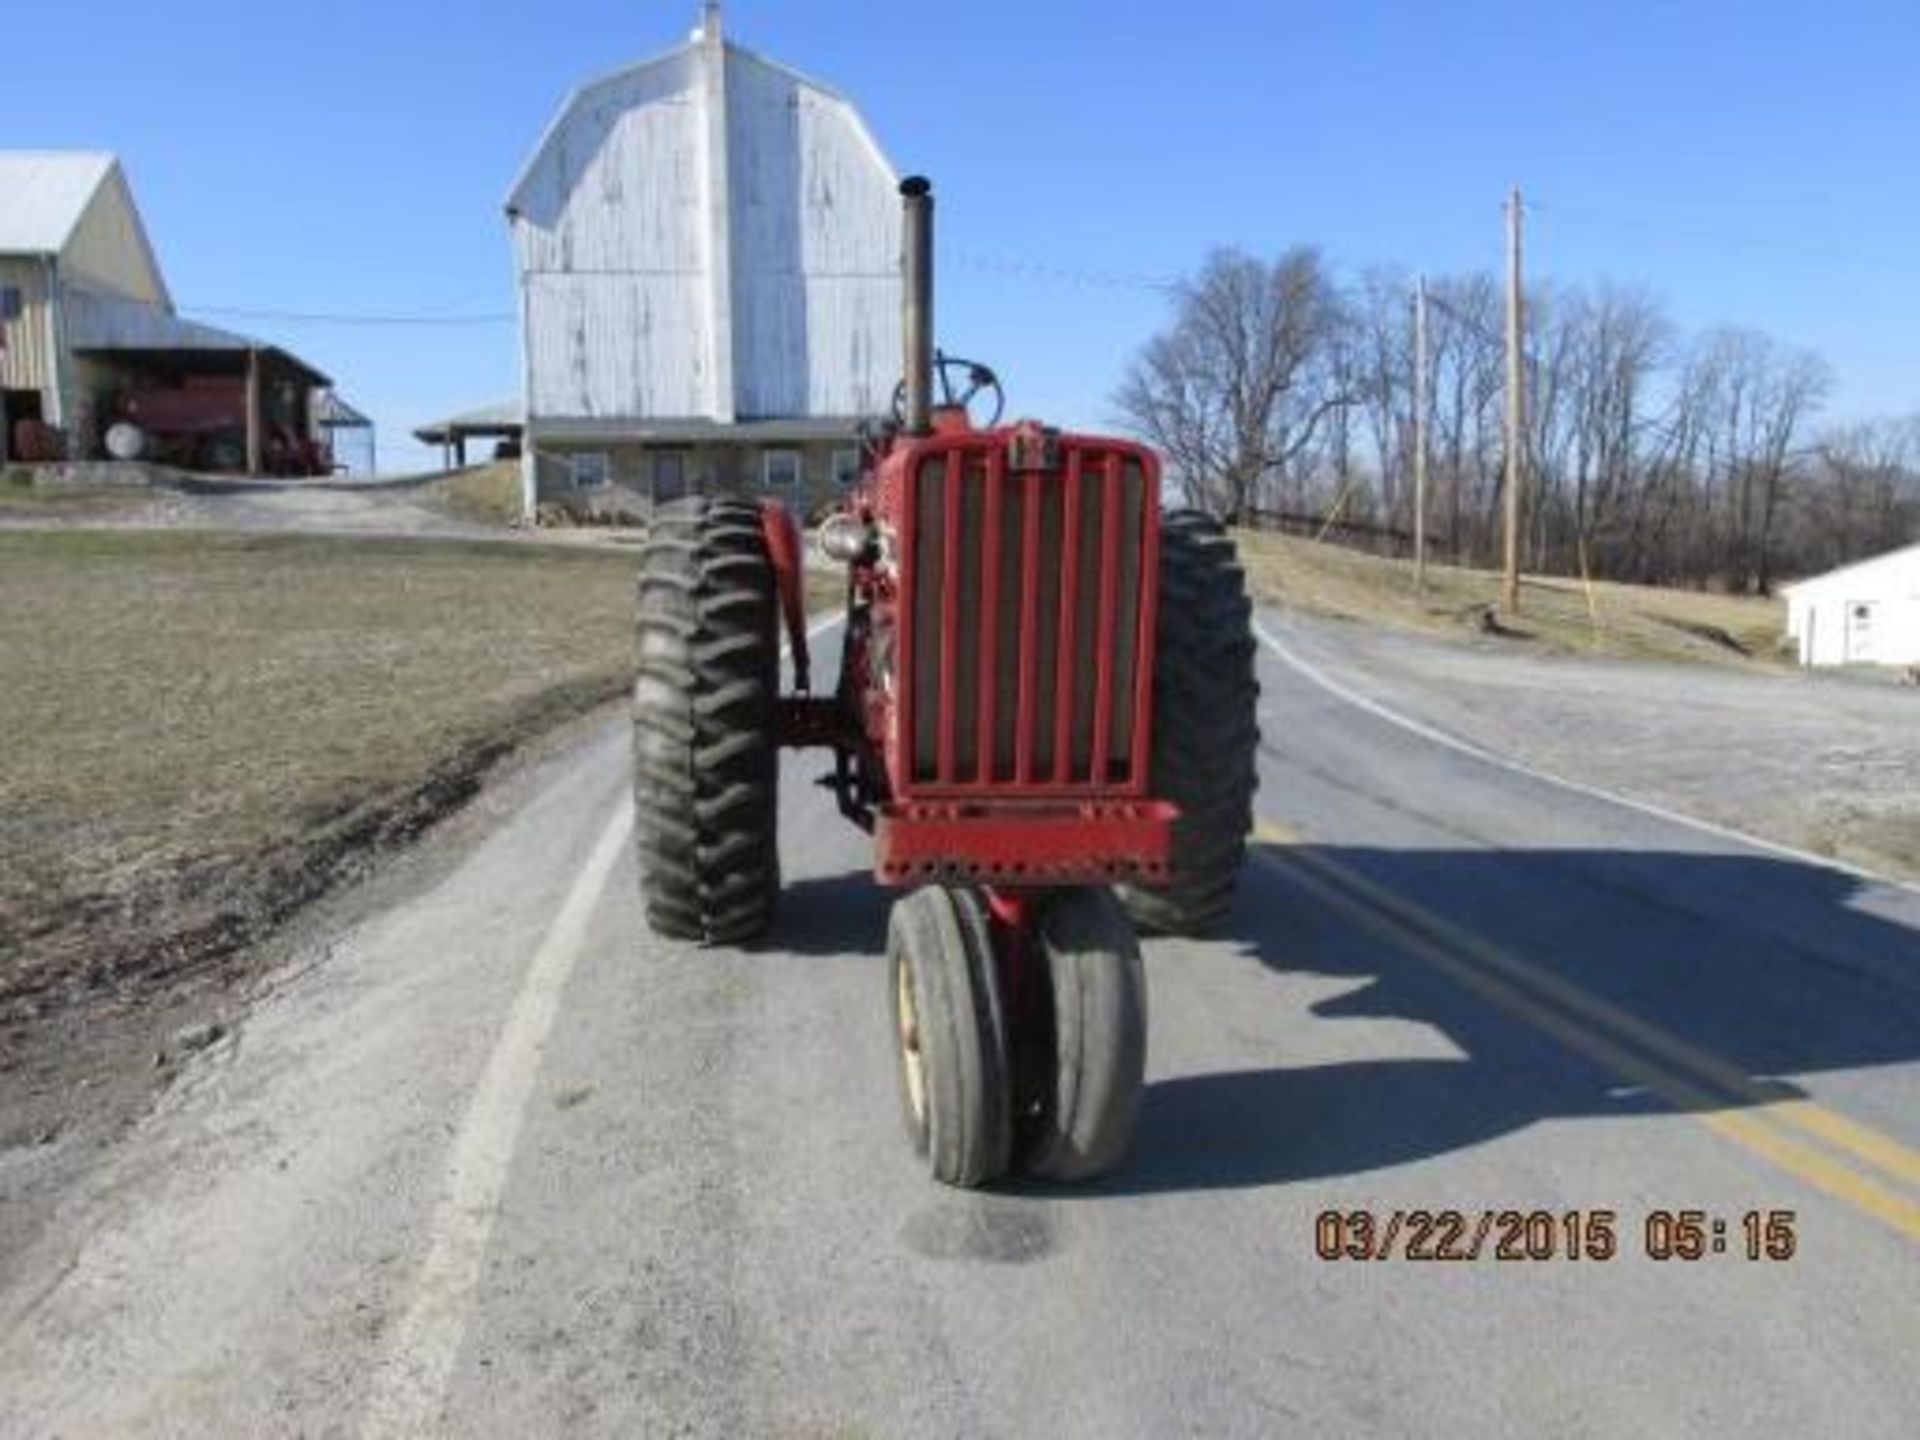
left=3, top=611, right=1918, bottom=1438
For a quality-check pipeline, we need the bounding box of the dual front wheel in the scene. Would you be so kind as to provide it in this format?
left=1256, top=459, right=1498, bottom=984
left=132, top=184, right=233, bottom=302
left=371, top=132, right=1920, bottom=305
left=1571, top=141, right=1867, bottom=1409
left=891, top=885, right=1147, bottom=1188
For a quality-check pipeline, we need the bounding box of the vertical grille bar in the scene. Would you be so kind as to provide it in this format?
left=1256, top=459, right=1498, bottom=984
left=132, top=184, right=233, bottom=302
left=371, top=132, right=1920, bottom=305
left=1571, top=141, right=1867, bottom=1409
left=993, top=474, right=1024, bottom=779
left=1111, top=459, right=1143, bottom=771
left=1014, top=471, right=1042, bottom=783
left=1090, top=453, right=1123, bottom=783
left=1051, top=451, right=1083, bottom=782
left=910, top=458, right=944, bottom=781
left=937, top=449, right=964, bottom=783
left=976, top=447, right=1005, bottom=784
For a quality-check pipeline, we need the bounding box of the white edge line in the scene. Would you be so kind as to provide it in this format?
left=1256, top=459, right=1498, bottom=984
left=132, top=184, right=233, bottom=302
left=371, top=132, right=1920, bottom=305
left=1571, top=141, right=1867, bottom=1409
left=360, top=799, right=637, bottom=1438
left=1252, top=615, right=1918, bottom=899
left=363, top=608, right=838, bottom=1433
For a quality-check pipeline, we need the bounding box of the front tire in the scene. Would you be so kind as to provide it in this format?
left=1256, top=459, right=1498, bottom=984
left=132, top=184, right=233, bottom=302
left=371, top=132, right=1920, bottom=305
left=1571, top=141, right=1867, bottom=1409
left=890, top=887, right=1013, bottom=1188
left=1118, top=511, right=1259, bottom=936
left=1017, top=888, right=1148, bottom=1182
left=632, top=497, right=781, bottom=943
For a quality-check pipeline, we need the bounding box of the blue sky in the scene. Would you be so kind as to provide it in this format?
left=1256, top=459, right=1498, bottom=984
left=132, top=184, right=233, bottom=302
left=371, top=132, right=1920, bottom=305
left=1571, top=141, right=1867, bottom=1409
left=8, top=1, right=1917, bottom=471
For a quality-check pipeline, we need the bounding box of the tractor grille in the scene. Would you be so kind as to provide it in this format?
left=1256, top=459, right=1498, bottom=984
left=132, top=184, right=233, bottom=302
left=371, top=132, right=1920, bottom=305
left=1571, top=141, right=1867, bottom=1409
left=901, top=441, right=1155, bottom=793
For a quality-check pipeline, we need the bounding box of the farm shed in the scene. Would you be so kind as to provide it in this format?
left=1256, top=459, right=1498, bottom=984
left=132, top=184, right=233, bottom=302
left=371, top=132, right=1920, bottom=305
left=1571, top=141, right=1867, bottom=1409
left=505, top=2, right=902, bottom=520
left=1782, top=542, right=1920, bottom=668
left=0, top=150, right=350, bottom=475
left=413, top=398, right=524, bottom=469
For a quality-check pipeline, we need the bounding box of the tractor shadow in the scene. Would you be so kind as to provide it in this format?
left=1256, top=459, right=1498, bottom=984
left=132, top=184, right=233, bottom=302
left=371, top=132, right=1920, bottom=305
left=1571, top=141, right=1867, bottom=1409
left=756, top=868, right=893, bottom=958
left=1088, top=842, right=1920, bottom=1196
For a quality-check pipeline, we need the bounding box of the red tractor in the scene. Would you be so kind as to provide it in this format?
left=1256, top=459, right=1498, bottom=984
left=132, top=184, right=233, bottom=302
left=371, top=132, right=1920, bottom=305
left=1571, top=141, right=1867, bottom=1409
left=632, top=178, right=1259, bottom=1186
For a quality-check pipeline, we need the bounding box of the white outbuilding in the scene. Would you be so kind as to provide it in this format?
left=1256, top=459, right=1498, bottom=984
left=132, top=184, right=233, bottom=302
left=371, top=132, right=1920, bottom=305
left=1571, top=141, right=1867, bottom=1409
left=1782, top=542, right=1920, bottom=668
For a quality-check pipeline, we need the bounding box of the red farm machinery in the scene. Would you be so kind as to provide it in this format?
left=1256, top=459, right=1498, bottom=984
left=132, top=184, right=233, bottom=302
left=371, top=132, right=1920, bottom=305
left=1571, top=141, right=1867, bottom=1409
left=632, top=178, right=1259, bottom=1187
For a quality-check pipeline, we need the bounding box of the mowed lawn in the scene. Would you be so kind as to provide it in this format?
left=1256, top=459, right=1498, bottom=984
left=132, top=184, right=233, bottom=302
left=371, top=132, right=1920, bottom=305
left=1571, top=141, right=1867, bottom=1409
left=0, top=531, right=637, bottom=1015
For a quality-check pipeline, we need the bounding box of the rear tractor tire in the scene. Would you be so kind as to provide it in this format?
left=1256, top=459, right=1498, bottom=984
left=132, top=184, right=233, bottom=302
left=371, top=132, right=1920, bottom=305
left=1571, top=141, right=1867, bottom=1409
left=889, top=886, right=1014, bottom=1188
left=1118, top=511, right=1259, bottom=936
left=632, top=496, right=782, bottom=944
left=1017, top=888, right=1148, bottom=1182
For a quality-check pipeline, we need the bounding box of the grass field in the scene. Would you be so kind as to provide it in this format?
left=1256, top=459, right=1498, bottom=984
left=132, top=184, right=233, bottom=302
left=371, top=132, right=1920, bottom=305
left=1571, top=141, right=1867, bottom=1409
left=1235, top=530, right=1790, bottom=667
left=411, top=462, right=525, bottom=526
left=0, top=531, right=638, bottom=1017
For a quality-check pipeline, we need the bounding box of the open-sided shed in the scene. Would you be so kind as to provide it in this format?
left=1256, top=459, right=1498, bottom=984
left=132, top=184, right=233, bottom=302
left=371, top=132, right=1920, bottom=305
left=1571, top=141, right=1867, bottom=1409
left=0, top=149, right=351, bottom=475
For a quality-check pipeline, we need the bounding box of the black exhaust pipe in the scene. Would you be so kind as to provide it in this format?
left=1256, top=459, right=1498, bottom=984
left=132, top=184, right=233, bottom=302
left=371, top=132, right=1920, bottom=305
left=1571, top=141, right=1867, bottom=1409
left=900, top=176, right=934, bottom=435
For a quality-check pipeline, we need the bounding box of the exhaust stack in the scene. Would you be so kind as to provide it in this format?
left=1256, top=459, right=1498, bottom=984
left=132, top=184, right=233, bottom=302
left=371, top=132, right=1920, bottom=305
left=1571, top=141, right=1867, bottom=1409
left=900, top=176, right=934, bottom=435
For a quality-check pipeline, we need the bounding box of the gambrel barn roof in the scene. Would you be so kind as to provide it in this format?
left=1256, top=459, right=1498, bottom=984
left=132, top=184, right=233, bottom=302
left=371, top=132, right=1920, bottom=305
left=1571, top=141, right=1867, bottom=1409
left=503, top=38, right=893, bottom=222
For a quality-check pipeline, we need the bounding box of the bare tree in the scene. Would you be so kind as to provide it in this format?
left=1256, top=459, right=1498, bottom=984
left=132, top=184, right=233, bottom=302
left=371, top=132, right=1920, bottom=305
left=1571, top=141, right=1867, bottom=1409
left=1424, top=273, right=1505, bottom=563
left=1789, top=418, right=1920, bottom=574
left=1678, top=328, right=1831, bottom=592
left=1115, top=248, right=1352, bottom=518
left=1560, top=287, right=1669, bottom=575
left=1349, top=268, right=1414, bottom=531
left=1116, top=237, right=1897, bottom=590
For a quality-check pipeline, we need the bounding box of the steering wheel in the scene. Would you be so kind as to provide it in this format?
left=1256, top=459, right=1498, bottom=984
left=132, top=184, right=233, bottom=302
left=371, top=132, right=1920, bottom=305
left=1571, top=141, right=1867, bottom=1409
left=890, top=350, right=1005, bottom=430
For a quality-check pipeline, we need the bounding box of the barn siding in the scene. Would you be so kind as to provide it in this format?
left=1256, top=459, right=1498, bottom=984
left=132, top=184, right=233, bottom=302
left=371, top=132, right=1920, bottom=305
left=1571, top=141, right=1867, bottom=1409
left=512, top=55, right=706, bottom=275
left=513, top=38, right=899, bottom=427
left=0, top=257, right=54, bottom=393
left=62, top=170, right=167, bottom=304
left=726, top=53, right=901, bottom=420
left=524, top=272, right=711, bottom=418
left=515, top=52, right=714, bottom=422
left=727, top=53, right=806, bottom=419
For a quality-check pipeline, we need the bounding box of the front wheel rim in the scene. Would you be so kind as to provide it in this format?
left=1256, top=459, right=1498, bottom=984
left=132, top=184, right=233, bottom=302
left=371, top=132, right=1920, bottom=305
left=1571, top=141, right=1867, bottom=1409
left=896, top=954, right=928, bottom=1135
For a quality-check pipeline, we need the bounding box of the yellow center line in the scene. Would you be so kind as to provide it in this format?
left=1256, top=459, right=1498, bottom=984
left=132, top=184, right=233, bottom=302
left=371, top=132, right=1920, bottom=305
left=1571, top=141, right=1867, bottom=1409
left=1251, top=819, right=1920, bottom=1243
left=1256, top=821, right=1920, bottom=1191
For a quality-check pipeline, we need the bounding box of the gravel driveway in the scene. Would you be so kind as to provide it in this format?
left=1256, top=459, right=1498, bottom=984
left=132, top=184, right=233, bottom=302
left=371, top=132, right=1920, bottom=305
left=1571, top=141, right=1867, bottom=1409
left=0, top=479, right=505, bottom=540
left=1263, top=611, right=1920, bottom=884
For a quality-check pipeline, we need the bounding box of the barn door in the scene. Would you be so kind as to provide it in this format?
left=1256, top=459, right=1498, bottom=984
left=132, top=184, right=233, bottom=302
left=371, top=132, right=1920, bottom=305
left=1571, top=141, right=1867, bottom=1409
left=650, top=451, right=689, bottom=505
left=1845, top=600, right=1877, bottom=663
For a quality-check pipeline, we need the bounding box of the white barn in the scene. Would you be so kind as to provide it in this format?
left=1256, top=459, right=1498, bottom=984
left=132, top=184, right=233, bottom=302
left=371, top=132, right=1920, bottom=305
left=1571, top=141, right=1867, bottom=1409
left=1782, top=541, right=1920, bottom=668
left=505, top=3, right=902, bottom=518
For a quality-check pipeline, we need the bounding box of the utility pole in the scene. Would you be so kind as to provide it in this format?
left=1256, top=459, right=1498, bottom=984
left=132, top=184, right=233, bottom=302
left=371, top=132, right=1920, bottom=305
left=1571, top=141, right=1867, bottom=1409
left=1502, top=188, right=1525, bottom=615
left=1412, top=274, right=1429, bottom=592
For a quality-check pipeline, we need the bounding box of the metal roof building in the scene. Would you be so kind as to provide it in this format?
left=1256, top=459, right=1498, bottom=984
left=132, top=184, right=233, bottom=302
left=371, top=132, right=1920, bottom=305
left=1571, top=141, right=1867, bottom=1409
left=504, top=3, right=902, bottom=517
left=0, top=150, right=345, bottom=474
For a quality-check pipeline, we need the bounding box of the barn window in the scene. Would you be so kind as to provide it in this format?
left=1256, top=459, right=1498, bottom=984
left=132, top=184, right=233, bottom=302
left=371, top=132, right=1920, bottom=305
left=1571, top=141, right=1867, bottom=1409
left=571, top=452, right=609, bottom=488
left=0, top=286, right=21, bottom=322
left=763, top=449, right=802, bottom=490
left=832, top=448, right=859, bottom=487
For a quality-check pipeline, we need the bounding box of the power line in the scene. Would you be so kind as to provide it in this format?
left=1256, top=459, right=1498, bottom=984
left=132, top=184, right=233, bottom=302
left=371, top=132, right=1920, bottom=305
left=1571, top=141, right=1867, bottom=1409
left=185, top=305, right=515, bottom=327
left=1529, top=197, right=1911, bottom=273
left=951, top=250, right=1178, bottom=292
